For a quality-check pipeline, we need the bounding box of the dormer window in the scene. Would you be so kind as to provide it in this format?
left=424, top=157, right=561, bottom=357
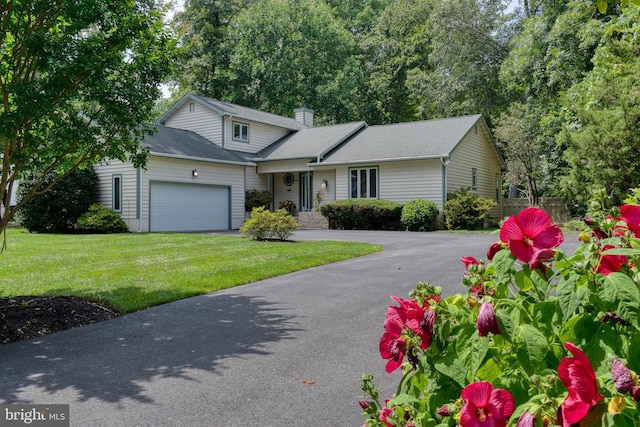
left=233, top=122, right=249, bottom=142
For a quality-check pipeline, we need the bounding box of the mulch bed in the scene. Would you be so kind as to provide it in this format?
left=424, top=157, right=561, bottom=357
left=0, top=296, right=119, bottom=345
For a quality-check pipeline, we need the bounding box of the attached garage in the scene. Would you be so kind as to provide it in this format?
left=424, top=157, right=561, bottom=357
left=150, top=182, right=230, bottom=232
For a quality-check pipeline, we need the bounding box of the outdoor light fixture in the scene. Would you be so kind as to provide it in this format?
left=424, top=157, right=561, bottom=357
left=192, top=169, right=199, bottom=177
left=322, top=179, right=328, bottom=189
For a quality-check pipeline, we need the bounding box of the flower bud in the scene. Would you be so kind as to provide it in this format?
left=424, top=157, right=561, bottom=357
left=632, top=386, right=640, bottom=402
left=578, top=231, right=591, bottom=243
left=611, top=359, right=634, bottom=393
left=516, top=411, right=535, bottom=427
left=477, top=301, right=501, bottom=337
left=359, top=400, right=370, bottom=410
left=487, top=242, right=503, bottom=260
left=608, top=395, right=626, bottom=414
left=437, top=405, right=450, bottom=416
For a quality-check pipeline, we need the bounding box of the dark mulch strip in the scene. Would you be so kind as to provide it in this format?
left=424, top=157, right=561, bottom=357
left=0, top=296, right=119, bottom=345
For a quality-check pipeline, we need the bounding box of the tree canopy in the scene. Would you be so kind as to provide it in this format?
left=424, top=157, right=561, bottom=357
left=0, top=0, right=176, bottom=239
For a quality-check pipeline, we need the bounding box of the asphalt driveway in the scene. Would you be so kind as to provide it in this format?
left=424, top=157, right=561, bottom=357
left=0, top=230, right=580, bottom=426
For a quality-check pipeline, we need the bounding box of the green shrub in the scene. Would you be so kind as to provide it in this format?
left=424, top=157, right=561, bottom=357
left=17, top=168, right=98, bottom=233
left=443, top=188, right=496, bottom=230
left=320, top=199, right=403, bottom=230
left=77, top=204, right=129, bottom=233
left=245, top=189, right=272, bottom=212
left=562, top=219, right=588, bottom=232
left=240, top=207, right=298, bottom=241
left=270, top=209, right=298, bottom=241
left=401, top=199, right=439, bottom=231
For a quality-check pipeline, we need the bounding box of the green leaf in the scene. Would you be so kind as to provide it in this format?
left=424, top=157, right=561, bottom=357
left=599, top=273, right=640, bottom=329
left=391, top=394, right=421, bottom=405
left=496, top=309, right=516, bottom=343
left=557, top=274, right=580, bottom=319
left=492, top=249, right=516, bottom=276
left=628, top=334, right=640, bottom=372
left=433, top=352, right=468, bottom=388
left=515, top=270, right=533, bottom=292
left=597, top=0, right=608, bottom=13
left=476, top=358, right=502, bottom=383
left=459, top=335, right=489, bottom=378
left=517, top=324, right=548, bottom=366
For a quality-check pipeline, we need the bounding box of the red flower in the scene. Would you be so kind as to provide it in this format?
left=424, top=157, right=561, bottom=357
left=558, top=342, right=603, bottom=425
left=461, top=256, right=480, bottom=268
left=618, top=204, right=640, bottom=237
left=389, top=296, right=435, bottom=350
left=596, top=245, right=627, bottom=275
left=477, top=301, right=501, bottom=337
left=379, top=402, right=394, bottom=427
left=379, top=317, right=407, bottom=373
left=460, top=381, right=515, bottom=427
left=500, top=208, right=564, bottom=264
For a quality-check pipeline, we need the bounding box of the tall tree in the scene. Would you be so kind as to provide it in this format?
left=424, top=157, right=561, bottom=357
left=497, top=0, right=607, bottom=201
left=560, top=6, right=640, bottom=211
left=172, top=0, right=252, bottom=98
left=357, top=0, right=434, bottom=124
left=413, top=0, right=513, bottom=124
left=224, top=0, right=360, bottom=124
left=0, top=0, right=175, bottom=240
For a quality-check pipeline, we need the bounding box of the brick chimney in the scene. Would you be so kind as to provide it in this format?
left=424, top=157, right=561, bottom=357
left=294, top=102, right=314, bottom=127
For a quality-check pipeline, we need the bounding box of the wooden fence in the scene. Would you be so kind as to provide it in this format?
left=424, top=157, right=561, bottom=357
left=503, top=198, right=570, bottom=224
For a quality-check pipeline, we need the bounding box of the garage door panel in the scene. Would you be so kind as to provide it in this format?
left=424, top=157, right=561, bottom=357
left=150, top=182, right=229, bottom=232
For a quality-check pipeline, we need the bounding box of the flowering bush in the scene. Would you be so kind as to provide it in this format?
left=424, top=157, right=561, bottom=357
left=360, top=205, right=640, bottom=426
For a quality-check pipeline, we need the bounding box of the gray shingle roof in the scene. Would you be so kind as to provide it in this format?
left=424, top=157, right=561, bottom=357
left=319, top=115, right=483, bottom=165
left=255, top=121, right=367, bottom=161
left=142, top=125, right=253, bottom=165
left=157, top=94, right=306, bottom=131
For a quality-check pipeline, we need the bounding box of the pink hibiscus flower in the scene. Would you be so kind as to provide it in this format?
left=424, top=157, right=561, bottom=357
left=618, top=204, right=640, bottom=237
left=461, top=256, right=480, bottom=268
left=596, top=245, right=627, bottom=275
left=379, top=317, right=407, bottom=373
left=500, top=208, right=564, bottom=264
left=558, top=342, right=603, bottom=426
left=460, top=381, right=515, bottom=427
left=389, top=296, right=435, bottom=350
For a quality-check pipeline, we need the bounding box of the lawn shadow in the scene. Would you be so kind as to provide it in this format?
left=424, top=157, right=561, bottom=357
left=0, top=290, right=299, bottom=404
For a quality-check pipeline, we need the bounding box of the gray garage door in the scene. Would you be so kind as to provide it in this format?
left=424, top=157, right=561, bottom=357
left=150, top=182, right=229, bottom=232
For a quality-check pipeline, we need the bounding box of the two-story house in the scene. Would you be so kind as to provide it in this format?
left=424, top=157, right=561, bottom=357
left=94, top=94, right=505, bottom=232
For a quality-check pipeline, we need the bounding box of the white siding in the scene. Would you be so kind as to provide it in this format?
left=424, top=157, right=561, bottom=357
left=257, top=159, right=312, bottom=174
left=245, top=166, right=267, bottom=192
left=163, top=102, right=223, bottom=145
left=333, top=160, right=443, bottom=208
left=94, top=160, right=140, bottom=232
left=447, top=127, right=503, bottom=219
left=140, top=157, right=246, bottom=230
left=223, top=117, right=290, bottom=153
left=273, top=172, right=300, bottom=211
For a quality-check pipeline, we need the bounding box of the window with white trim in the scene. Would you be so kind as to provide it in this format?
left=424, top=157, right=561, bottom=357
left=232, top=122, right=249, bottom=142
left=112, top=174, right=122, bottom=212
left=472, top=168, right=478, bottom=190
left=350, top=167, right=378, bottom=198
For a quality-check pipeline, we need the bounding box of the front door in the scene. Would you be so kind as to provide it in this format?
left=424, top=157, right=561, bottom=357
left=299, top=172, right=313, bottom=212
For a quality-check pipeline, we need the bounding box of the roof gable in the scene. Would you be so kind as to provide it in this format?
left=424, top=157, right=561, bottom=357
left=255, top=121, right=367, bottom=161
left=320, top=115, right=485, bottom=165
left=157, top=94, right=306, bottom=131
left=142, top=125, right=253, bottom=165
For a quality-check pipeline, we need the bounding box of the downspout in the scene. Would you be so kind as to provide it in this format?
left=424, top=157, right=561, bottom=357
left=221, top=115, right=226, bottom=148
left=440, top=157, right=450, bottom=210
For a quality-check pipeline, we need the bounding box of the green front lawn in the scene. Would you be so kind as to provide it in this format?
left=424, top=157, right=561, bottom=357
left=0, top=229, right=382, bottom=313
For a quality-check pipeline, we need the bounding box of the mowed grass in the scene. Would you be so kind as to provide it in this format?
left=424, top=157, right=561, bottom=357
left=0, top=229, right=382, bottom=313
